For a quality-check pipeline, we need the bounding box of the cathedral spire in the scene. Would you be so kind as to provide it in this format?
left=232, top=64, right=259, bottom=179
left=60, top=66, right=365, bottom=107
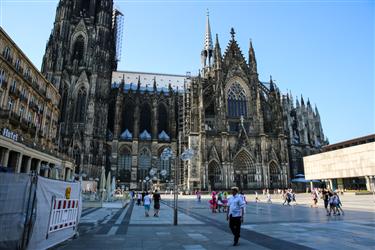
left=201, top=9, right=213, bottom=69
left=269, top=75, right=275, bottom=92
left=204, top=9, right=213, bottom=53
left=301, top=95, right=305, bottom=106
left=213, top=33, right=222, bottom=70
left=249, top=39, right=257, bottom=74
left=315, top=104, right=320, bottom=117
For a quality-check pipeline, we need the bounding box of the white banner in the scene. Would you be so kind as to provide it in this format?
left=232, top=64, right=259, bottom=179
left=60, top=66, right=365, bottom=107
left=27, top=176, right=82, bottom=250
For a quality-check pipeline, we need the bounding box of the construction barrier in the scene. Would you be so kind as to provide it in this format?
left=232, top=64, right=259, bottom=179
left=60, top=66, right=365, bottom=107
left=0, top=173, right=33, bottom=250
left=0, top=172, right=82, bottom=250
left=27, top=176, right=82, bottom=250
left=48, top=198, right=80, bottom=234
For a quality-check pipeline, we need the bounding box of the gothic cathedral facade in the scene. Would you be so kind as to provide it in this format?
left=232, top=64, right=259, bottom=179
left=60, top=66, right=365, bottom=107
left=42, top=0, right=118, bottom=177
left=43, top=1, right=326, bottom=190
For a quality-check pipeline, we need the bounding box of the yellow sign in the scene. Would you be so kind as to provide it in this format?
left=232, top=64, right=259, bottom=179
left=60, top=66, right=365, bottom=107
left=65, top=186, right=71, bottom=199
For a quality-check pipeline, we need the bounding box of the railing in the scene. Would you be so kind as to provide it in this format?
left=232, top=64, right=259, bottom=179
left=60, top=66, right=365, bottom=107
left=9, top=88, right=20, bottom=98
left=0, top=79, right=8, bottom=89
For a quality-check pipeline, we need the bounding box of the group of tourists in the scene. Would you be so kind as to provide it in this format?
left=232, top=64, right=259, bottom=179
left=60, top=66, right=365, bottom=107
left=208, top=191, right=230, bottom=213
left=134, top=190, right=161, bottom=217
left=313, top=188, right=344, bottom=216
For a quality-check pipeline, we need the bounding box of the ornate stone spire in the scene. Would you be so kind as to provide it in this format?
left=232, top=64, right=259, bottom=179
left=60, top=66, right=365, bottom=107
left=201, top=10, right=213, bottom=69
left=204, top=9, right=213, bottom=52
left=249, top=39, right=257, bottom=74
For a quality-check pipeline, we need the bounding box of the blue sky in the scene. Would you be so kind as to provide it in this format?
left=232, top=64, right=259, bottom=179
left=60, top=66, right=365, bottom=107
left=0, top=0, right=374, bottom=144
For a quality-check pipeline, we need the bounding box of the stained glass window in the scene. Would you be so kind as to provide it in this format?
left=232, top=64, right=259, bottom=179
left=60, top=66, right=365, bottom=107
left=227, top=82, right=247, bottom=117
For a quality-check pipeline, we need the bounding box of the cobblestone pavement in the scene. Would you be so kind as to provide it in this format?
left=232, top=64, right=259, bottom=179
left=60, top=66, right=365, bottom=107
left=53, top=193, right=375, bottom=250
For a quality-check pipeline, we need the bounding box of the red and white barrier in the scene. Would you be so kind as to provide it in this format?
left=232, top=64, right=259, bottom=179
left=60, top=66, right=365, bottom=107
left=48, top=198, right=79, bottom=234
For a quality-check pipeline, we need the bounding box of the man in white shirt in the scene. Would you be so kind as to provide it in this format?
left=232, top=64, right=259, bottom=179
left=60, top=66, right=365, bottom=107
left=227, top=187, right=246, bottom=246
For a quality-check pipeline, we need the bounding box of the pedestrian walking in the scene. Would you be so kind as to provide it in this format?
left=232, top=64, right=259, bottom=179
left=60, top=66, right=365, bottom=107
left=266, top=191, right=272, bottom=203
left=137, top=192, right=142, bottom=206
left=255, top=191, right=260, bottom=203
left=209, top=192, right=217, bottom=213
left=322, top=189, right=330, bottom=215
left=336, top=192, right=344, bottom=215
left=143, top=192, right=152, bottom=217
left=153, top=190, right=161, bottom=217
left=310, top=190, right=318, bottom=208
left=227, top=187, right=246, bottom=246
left=196, top=190, right=201, bottom=202
left=291, top=191, right=297, bottom=205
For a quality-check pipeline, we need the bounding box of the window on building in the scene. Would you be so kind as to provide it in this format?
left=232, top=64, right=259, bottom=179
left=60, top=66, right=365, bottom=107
left=158, top=103, right=169, bottom=135
left=25, top=68, right=30, bottom=79
left=138, top=147, right=151, bottom=181
left=10, top=80, right=17, bottom=92
left=121, top=102, right=134, bottom=134
left=15, top=58, right=20, bottom=71
left=3, top=47, right=11, bottom=59
left=75, top=87, right=87, bottom=122
left=27, top=111, right=32, bottom=122
left=118, top=147, right=132, bottom=171
left=72, top=35, right=85, bottom=63
left=0, top=68, right=5, bottom=85
left=140, top=103, right=151, bottom=136
left=8, top=99, right=13, bottom=111
left=19, top=105, right=25, bottom=117
left=227, top=82, right=248, bottom=118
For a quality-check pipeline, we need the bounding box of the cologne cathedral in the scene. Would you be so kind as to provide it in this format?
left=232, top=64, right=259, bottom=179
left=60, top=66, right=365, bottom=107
left=42, top=0, right=326, bottom=191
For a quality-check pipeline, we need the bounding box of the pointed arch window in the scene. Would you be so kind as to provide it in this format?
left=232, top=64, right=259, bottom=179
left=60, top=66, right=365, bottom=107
left=140, top=103, right=151, bottom=137
left=72, top=35, right=85, bottom=63
left=75, top=87, right=87, bottom=122
left=158, top=103, right=169, bottom=135
left=227, top=82, right=247, bottom=118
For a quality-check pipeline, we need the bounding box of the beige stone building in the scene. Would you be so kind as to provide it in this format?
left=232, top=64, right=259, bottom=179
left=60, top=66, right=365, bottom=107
left=304, top=134, right=375, bottom=191
left=0, top=27, right=74, bottom=179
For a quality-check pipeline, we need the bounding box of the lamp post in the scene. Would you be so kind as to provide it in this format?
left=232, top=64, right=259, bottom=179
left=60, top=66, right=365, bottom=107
left=161, top=147, right=194, bottom=226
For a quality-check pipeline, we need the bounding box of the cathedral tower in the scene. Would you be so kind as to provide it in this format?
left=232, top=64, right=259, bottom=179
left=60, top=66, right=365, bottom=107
left=42, top=0, right=119, bottom=177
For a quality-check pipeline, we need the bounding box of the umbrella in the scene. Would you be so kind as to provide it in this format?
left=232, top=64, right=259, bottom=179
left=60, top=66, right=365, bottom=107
left=100, top=167, right=106, bottom=200
left=111, top=176, right=116, bottom=192
left=291, top=178, right=321, bottom=183
left=106, top=171, right=111, bottom=201
left=291, top=178, right=309, bottom=183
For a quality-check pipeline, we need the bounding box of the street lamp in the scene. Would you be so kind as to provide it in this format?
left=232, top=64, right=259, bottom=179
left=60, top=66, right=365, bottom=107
left=161, top=147, right=194, bottom=226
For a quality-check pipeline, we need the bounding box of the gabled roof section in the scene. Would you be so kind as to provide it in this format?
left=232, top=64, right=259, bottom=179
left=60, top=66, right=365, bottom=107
left=223, top=28, right=248, bottom=70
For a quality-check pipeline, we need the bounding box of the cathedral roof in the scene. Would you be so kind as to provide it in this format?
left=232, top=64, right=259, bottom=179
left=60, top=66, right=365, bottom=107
left=112, top=71, right=191, bottom=93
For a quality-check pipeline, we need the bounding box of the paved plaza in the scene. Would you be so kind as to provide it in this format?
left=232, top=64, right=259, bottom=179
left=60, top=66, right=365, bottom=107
left=54, top=193, right=375, bottom=250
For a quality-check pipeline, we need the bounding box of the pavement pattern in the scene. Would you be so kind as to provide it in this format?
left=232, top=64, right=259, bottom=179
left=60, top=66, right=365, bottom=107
left=53, top=193, right=375, bottom=250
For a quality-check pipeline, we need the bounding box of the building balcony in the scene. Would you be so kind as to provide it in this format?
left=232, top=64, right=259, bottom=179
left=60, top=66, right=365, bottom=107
left=9, top=111, right=20, bottom=125
left=28, top=101, right=38, bottom=112
left=28, top=123, right=36, bottom=136
left=9, top=88, right=20, bottom=98
left=19, top=94, right=28, bottom=103
left=0, top=109, right=10, bottom=119
left=20, top=118, right=29, bottom=130
left=0, top=80, right=8, bottom=89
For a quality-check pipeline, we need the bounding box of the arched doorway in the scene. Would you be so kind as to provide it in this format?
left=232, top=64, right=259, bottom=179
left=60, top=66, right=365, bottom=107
left=269, top=161, right=282, bottom=189
left=208, top=161, right=221, bottom=190
left=233, top=149, right=256, bottom=190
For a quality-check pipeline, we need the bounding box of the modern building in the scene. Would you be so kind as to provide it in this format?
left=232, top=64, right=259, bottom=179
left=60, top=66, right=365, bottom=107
left=0, top=27, right=74, bottom=179
left=40, top=0, right=327, bottom=190
left=304, top=134, right=375, bottom=191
